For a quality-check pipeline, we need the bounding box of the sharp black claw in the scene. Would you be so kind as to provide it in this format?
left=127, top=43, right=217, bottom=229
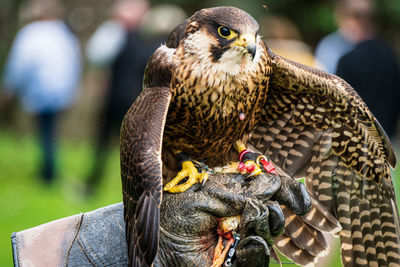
left=192, top=183, right=202, bottom=192
left=193, top=178, right=207, bottom=192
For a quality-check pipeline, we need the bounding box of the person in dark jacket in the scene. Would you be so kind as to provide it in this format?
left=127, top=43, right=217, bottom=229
left=85, top=0, right=151, bottom=193
left=335, top=0, right=400, bottom=139
left=85, top=1, right=186, bottom=193
left=336, top=39, right=400, bottom=139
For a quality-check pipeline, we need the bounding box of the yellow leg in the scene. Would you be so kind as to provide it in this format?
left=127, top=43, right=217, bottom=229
left=163, top=161, right=208, bottom=193
left=243, top=161, right=263, bottom=177
left=234, top=140, right=247, bottom=153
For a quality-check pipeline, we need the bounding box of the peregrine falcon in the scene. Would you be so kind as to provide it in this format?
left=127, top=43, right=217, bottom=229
left=120, top=6, right=400, bottom=267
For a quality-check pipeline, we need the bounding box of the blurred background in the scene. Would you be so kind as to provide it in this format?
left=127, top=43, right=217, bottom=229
left=1, top=0, right=400, bottom=266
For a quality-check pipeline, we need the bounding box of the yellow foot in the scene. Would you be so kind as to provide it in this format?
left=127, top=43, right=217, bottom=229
left=237, top=160, right=262, bottom=177
left=163, top=161, right=208, bottom=193
left=235, top=140, right=273, bottom=177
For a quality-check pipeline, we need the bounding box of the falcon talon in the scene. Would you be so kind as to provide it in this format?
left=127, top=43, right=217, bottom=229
left=237, top=162, right=246, bottom=173
left=246, top=167, right=262, bottom=177
left=236, top=145, right=276, bottom=176
left=163, top=161, right=209, bottom=193
left=236, top=143, right=267, bottom=177
left=238, top=160, right=263, bottom=177
left=194, top=173, right=209, bottom=192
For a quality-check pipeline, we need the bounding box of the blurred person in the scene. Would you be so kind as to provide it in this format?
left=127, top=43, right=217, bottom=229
left=85, top=1, right=186, bottom=193
left=260, top=14, right=315, bottom=67
left=140, top=4, right=187, bottom=43
left=2, top=0, right=82, bottom=183
left=335, top=0, right=400, bottom=139
left=314, top=0, right=370, bottom=73
left=86, top=0, right=149, bottom=68
left=85, top=0, right=149, bottom=193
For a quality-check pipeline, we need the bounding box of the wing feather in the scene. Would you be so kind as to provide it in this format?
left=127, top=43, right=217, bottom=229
left=121, top=44, right=175, bottom=267
left=121, top=87, right=171, bottom=267
left=249, top=46, right=400, bottom=266
left=274, top=233, right=317, bottom=266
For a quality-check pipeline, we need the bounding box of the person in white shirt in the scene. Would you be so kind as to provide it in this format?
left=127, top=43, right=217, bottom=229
left=3, top=0, right=82, bottom=182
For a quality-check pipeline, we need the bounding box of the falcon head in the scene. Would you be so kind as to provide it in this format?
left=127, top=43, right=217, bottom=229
left=178, top=6, right=261, bottom=75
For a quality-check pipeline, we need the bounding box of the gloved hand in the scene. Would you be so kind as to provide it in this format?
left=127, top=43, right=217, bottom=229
left=155, top=171, right=310, bottom=267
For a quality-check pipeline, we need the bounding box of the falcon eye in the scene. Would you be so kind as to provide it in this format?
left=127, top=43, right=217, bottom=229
left=218, top=26, right=234, bottom=39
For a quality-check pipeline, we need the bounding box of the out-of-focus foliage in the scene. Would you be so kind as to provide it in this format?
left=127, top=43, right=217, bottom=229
left=0, top=0, right=21, bottom=74
left=149, top=0, right=400, bottom=48
left=1, top=0, right=399, bottom=80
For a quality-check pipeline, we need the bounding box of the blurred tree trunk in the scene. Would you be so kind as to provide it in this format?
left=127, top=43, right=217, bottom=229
left=0, top=0, right=23, bottom=74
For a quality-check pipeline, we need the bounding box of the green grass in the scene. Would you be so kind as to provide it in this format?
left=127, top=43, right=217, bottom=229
left=0, top=130, right=122, bottom=266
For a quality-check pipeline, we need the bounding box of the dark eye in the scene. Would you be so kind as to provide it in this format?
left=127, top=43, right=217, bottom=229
left=218, top=26, right=233, bottom=38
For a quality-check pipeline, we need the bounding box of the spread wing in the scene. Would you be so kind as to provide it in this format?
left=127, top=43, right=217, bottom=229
left=248, top=46, right=400, bottom=266
left=121, top=44, right=175, bottom=266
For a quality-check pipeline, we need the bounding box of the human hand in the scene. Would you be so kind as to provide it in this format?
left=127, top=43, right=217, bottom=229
left=156, top=171, right=310, bottom=266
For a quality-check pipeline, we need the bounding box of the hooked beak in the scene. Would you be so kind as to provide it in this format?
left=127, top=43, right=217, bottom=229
left=246, top=44, right=257, bottom=60
left=232, top=33, right=257, bottom=60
